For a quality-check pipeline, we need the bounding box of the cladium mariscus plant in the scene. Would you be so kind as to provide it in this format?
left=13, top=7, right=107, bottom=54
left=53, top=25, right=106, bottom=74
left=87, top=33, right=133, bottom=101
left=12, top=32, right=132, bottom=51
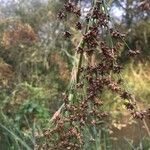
left=34, top=0, right=150, bottom=149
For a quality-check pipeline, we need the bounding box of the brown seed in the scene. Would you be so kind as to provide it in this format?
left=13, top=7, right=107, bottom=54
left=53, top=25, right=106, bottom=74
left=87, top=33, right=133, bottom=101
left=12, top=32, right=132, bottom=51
left=64, top=31, right=71, bottom=38
left=57, top=11, right=65, bottom=19
left=75, top=21, right=82, bottom=30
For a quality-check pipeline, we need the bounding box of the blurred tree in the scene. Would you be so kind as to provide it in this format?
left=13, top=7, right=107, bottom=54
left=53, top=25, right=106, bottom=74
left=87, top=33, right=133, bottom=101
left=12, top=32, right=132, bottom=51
left=111, top=0, right=150, bottom=60
left=112, top=0, right=149, bottom=27
left=0, top=0, right=72, bottom=130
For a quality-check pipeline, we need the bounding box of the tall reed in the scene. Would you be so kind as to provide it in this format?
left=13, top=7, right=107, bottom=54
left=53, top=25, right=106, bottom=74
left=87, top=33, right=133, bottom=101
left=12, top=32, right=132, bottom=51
left=36, top=0, right=150, bottom=149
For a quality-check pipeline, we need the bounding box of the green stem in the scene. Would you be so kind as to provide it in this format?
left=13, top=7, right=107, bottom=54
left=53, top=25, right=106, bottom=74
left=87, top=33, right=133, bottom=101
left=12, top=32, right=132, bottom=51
left=76, top=0, right=97, bottom=83
left=77, top=51, right=83, bottom=83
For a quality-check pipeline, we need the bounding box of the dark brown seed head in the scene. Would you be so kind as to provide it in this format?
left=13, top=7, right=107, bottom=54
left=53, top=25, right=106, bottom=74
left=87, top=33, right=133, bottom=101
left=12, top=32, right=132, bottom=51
left=125, top=102, right=135, bottom=110
left=74, top=8, right=81, bottom=17
left=64, top=2, right=75, bottom=12
left=57, top=11, right=65, bottom=20
left=75, top=21, right=82, bottom=30
left=64, top=31, right=71, bottom=38
left=120, top=91, right=131, bottom=100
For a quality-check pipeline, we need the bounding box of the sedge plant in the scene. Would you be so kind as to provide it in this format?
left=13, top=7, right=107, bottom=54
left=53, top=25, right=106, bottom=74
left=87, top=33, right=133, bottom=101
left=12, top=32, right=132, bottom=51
left=34, top=0, right=150, bottom=150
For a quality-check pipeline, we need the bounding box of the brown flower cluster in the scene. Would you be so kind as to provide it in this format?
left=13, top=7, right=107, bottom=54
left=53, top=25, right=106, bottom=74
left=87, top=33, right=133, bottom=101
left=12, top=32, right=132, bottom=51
left=37, top=1, right=149, bottom=149
left=57, top=2, right=81, bottom=20
left=57, top=1, right=82, bottom=39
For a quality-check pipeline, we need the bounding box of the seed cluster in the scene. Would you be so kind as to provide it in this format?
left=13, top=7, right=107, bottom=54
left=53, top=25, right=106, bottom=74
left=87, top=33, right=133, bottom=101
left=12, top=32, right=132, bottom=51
left=36, top=1, right=149, bottom=149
